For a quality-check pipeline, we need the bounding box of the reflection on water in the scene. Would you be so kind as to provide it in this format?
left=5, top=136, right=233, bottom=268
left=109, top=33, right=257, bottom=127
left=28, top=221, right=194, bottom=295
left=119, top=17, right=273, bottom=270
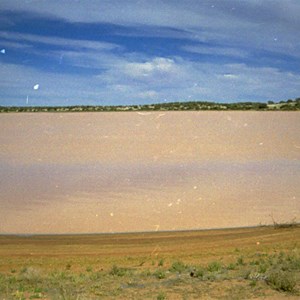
left=0, top=112, right=299, bottom=233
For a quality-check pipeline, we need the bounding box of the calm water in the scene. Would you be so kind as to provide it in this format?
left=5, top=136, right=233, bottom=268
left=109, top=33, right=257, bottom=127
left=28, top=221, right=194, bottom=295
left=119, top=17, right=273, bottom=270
left=0, top=112, right=299, bottom=233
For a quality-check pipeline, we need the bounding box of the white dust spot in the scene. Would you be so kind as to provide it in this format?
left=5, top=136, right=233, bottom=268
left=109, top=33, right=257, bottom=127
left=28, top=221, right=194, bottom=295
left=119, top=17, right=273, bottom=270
left=33, top=84, right=39, bottom=90
left=137, top=112, right=152, bottom=116
left=110, top=212, right=114, bottom=217
left=244, top=123, right=248, bottom=127
left=256, top=241, right=260, bottom=245
left=193, top=186, right=197, bottom=190
left=95, top=214, right=98, bottom=217
left=259, top=142, right=263, bottom=146
left=176, top=198, right=181, bottom=204
left=223, top=74, right=237, bottom=79
left=156, top=113, right=166, bottom=118
left=168, top=203, right=173, bottom=207
left=0, top=49, right=5, bottom=54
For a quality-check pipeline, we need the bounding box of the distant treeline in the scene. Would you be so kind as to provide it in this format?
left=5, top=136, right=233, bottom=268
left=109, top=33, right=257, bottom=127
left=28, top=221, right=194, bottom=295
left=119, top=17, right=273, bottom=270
left=1, top=97, right=299, bottom=113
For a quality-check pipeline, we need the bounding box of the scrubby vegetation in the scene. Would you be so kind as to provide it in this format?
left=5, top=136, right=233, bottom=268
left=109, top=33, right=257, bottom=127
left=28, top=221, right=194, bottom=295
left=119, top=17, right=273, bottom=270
left=0, top=249, right=299, bottom=299
left=1, top=97, right=299, bottom=113
left=0, top=226, right=299, bottom=299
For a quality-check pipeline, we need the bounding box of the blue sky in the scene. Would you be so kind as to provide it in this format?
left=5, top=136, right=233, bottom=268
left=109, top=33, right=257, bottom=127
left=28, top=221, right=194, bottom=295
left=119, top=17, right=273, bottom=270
left=0, top=0, right=300, bottom=106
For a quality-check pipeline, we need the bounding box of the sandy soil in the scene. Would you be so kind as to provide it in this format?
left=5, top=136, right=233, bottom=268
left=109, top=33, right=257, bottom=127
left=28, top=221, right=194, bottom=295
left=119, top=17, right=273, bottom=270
left=0, top=226, right=299, bottom=299
left=0, top=112, right=299, bottom=233
left=0, top=226, right=298, bottom=264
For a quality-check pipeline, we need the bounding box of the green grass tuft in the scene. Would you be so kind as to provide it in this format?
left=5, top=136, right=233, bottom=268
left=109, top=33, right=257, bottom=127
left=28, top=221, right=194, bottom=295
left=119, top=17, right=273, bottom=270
left=153, top=269, right=166, bottom=279
left=207, top=261, right=222, bottom=272
left=169, top=261, right=187, bottom=273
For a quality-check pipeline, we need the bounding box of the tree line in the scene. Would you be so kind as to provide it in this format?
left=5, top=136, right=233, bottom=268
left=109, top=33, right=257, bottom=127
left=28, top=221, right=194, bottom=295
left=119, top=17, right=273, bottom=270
left=1, top=98, right=299, bottom=113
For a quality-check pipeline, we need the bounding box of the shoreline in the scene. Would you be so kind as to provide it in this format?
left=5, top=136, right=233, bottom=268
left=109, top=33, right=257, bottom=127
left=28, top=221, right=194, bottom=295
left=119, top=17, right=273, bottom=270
left=1, top=223, right=299, bottom=237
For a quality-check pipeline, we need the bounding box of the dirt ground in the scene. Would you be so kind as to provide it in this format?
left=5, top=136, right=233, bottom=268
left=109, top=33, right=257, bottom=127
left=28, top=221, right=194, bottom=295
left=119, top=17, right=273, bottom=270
left=0, top=226, right=299, bottom=299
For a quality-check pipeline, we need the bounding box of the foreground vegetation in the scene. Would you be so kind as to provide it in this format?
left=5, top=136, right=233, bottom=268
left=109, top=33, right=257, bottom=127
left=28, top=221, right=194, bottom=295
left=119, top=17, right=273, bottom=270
left=1, top=97, right=299, bottom=113
left=0, top=226, right=299, bottom=299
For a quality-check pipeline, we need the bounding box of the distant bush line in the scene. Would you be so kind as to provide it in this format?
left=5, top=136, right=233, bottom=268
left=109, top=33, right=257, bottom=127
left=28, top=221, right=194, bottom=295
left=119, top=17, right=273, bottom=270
left=1, top=97, right=299, bottom=113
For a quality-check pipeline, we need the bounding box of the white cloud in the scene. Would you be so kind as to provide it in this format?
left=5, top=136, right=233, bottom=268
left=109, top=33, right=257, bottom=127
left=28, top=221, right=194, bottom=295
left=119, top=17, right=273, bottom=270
left=223, top=74, right=238, bottom=79
left=7, top=52, right=300, bottom=106
left=182, top=45, right=248, bottom=58
left=0, top=31, right=119, bottom=51
left=2, top=0, right=300, bottom=58
left=1, top=1, right=299, bottom=106
left=0, top=40, right=33, bottom=50
left=0, top=1, right=211, bottom=28
left=122, top=58, right=176, bottom=78
left=138, top=90, right=158, bottom=99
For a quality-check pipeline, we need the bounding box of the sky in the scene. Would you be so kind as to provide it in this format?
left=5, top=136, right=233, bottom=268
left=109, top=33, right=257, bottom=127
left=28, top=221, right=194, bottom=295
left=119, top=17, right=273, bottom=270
left=0, top=0, right=300, bottom=106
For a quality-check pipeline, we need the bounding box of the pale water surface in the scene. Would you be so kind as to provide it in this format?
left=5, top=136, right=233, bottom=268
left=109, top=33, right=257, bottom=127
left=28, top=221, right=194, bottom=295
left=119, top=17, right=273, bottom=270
left=0, top=112, right=299, bottom=233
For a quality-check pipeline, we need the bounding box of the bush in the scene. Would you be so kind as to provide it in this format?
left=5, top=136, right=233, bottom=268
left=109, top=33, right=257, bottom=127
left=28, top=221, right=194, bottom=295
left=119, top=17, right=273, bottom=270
left=258, top=263, right=268, bottom=274
left=158, top=258, right=164, bottom=267
left=153, top=269, right=166, bottom=279
left=157, top=291, right=166, bottom=300
left=20, top=267, right=42, bottom=284
left=207, top=261, right=222, bottom=272
left=109, top=265, right=127, bottom=277
left=86, top=266, right=93, bottom=272
left=169, top=261, right=187, bottom=273
left=227, top=263, right=236, bottom=270
left=236, top=256, right=246, bottom=266
left=194, top=268, right=205, bottom=278
left=266, top=269, right=296, bottom=292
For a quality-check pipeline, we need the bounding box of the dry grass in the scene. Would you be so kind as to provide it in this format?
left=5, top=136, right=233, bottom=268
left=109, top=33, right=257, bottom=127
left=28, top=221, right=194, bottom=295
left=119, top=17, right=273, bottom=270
left=0, top=226, right=299, bottom=299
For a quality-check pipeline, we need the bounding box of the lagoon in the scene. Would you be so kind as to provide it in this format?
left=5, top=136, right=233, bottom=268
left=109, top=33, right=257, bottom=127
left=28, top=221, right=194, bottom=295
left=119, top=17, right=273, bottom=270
left=1, top=112, right=299, bottom=233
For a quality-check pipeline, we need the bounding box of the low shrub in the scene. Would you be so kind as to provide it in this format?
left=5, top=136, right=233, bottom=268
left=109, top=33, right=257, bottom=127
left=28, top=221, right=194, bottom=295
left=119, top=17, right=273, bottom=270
left=109, top=265, right=127, bottom=277
left=158, top=258, right=164, bottom=267
left=157, top=291, right=166, bottom=300
left=236, top=256, right=246, bottom=266
left=169, top=261, right=186, bottom=273
left=266, top=269, right=296, bottom=292
left=227, top=263, right=236, bottom=270
left=195, top=268, right=205, bottom=278
left=153, top=269, right=166, bottom=279
left=207, top=261, right=222, bottom=272
left=20, top=267, right=42, bottom=284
